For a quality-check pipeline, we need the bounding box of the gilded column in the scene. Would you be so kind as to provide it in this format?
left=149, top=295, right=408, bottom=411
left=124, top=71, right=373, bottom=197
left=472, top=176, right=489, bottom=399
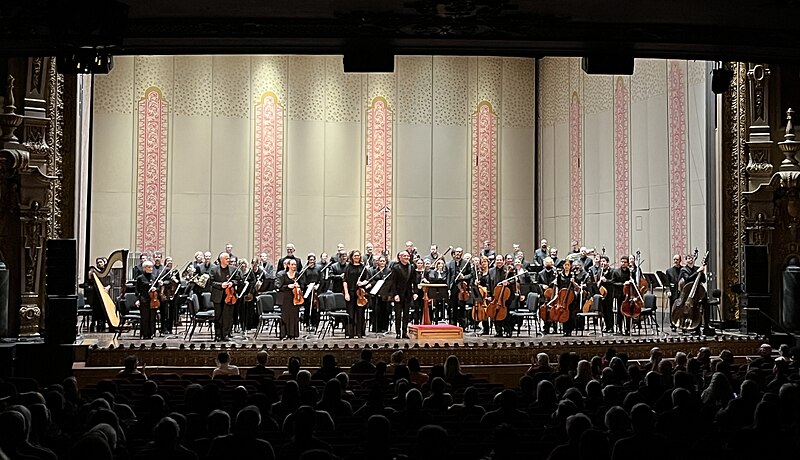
left=744, top=64, right=774, bottom=190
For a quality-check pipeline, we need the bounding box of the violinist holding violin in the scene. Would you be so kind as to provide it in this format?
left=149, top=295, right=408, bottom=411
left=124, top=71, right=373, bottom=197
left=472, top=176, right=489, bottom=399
left=343, top=250, right=370, bottom=338
left=300, top=253, right=321, bottom=329
left=209, top=252, right=240, bottom=341
left=276, top=259, right=302, bottom=339
left=134, top=260, right=160, bottom=340
left=159, top=257, right=181, bottom=335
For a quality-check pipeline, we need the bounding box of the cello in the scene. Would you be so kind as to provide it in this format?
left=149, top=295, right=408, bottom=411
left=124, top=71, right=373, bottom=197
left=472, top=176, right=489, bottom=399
left=551, top=260, right=574, bottom=323
left=671, top=251, right=708, bottom=330
left=620, top=274, right=643, bottom=319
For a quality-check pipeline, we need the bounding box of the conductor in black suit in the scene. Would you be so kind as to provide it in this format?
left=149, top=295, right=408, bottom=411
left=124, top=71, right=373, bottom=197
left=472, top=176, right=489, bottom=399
left=390, top=251, right=417, bottom=339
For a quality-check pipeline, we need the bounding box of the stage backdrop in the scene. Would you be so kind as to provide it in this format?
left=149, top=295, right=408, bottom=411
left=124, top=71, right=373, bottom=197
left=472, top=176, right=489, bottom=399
left=538, top=58, right=709, bottom=272
left=90, top=56, right=536, bottom=263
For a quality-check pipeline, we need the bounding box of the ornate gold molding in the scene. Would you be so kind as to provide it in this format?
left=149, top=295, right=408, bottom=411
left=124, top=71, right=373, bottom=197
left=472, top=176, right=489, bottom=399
left=721, top=62, right=748, bottom=321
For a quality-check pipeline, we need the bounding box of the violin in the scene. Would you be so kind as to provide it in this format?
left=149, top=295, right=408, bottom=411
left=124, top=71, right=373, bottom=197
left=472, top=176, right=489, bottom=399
left=292, top=281, right=304, bottom=306
left=356, top=287, right=368, bottom=307
left=149, top=288, right=160, bottom=309
left=223, top=264, right=242, bottom=305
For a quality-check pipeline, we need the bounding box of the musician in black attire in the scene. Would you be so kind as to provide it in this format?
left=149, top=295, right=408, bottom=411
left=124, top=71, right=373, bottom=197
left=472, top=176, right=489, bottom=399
left=236, top=259, right=258, bottom=334
left=534, top=239, right=549, bottom=266
left=679, top=253, right=700, bottom=284
left=275, top=259, right=302, bottom=339
left=610, top=255, right=633, bottom=335
left=198, top=252, right=214, bottom=293
left=330, top=252, right=348, bottom=294
left=159, top=257, right=180, bottom=335
left=413, top=259, right=428, bottom=324
left=82, top=257, right=111, bottom=332
left=427, top=259, right=448, bottom=323
left=447, top=248, right=472, bottom=328
left=343, top=250, right=370, bottom=338
left=538, top=257, right=560, bottom=334
left=363, top=243, right=376, bottom=268
left=566, top=262, right=591, bottom=336
left=488, top=257, right=515, bottom=337
left=209, top=252, right=240, bottom=341
left=666, top=254, right=683, bottom=300
left=390, top=251, right=416, bottom=339
left=370, top=255, right=392, bottom=333
left=277, top=243, right=302, bottom=274
left=300, top=253, right=321, bottom=328
left=134, top=260, right=160, bottom=340
left=596, top=255, right=614, bottom=333
left=132, top=253, right=150, bottom=279
left=255, top=252, right=276, bottom=292
left=481, top=241, right=497, bottom=263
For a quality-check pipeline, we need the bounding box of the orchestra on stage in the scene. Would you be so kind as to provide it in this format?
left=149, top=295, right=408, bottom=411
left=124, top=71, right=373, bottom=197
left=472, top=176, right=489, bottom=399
left=83, top=240, right=711, bottom=341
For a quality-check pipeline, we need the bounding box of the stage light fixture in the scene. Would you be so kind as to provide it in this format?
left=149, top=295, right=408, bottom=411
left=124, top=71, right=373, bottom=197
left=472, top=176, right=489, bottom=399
left=581, top=54, right=634, bottom=75
left=57, top=47, right=114, bottom=74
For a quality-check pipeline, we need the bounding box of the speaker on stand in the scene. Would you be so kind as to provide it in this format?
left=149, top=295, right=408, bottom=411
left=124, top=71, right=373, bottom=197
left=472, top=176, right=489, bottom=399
left=45, top=239, right=78, bottom=344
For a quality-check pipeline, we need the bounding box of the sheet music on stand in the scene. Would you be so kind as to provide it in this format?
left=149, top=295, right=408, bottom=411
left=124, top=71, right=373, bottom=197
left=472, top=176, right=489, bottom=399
left=643, top=272, right=663, bottom=289
left=304, top=283, right=316, bottom=299
left=370, top=280, right=385, bottom=296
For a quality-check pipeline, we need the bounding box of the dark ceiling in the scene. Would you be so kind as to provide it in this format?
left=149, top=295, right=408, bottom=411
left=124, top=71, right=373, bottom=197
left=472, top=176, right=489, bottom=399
left=2, top=0, right=799, bottom=61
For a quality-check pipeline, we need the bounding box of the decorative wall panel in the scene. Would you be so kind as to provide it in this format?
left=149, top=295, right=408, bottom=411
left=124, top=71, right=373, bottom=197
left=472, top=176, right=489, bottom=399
left=433, top=57, right=469, bottom=127
left=668, top=61, right=689, bottom=256
left=325, top=57, right=361, bottom=123
left=174, top=56, right=212, bottom=117
left=501, top=58, right=535, bottom=128
left=398, top=56, right=433, bottom=125
left=365, top=97, right=394, bottom=254
left=614, top=77, right=631, bottom=258
left=94, top=56, right=134, bottom=114
left=135, top=87, right=169, bottom=252
left=471, top=101, right=498, bottom=252
left=569, top=92, right=583, bottom=244
left=254, top=92, right=285, bottom=261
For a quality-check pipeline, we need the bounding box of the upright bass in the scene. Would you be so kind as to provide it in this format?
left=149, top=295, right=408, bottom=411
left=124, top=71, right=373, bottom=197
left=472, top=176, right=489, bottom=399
left=671, top=251, right=708, bottom=330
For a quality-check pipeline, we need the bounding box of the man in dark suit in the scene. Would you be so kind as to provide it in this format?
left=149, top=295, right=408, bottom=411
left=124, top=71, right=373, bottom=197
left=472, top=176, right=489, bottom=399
left=246, top=350, right=275, bottom=378
left=446, top=247, right=472, bottom=328
left=277, top=243, right=302, bottom=273
left=209, top=252, right=240, bottom=341
left=390, top=251, right=416, bottom=339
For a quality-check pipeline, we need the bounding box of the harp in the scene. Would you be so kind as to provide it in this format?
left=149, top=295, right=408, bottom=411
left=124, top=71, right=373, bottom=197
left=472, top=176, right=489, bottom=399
left=89, top=249, right=128, bottom=328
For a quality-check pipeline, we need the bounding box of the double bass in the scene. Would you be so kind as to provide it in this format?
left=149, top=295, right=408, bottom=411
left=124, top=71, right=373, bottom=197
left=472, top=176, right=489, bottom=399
left=671, top=251, right=708, bottom=330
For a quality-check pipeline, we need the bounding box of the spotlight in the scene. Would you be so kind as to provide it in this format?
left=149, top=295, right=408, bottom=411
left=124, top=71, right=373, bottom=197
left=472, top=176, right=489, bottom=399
left=711, top=68, right=734, bottom=94
left=57, top=47, right=114, bottom=74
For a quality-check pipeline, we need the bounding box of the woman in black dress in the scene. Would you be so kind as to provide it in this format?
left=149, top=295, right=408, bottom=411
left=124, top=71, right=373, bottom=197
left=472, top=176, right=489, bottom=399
left=343, top=250, right=369, bottom=338
left=300, top=253, right=320, bottom=329
left=276, top=259, right=302, bottom=339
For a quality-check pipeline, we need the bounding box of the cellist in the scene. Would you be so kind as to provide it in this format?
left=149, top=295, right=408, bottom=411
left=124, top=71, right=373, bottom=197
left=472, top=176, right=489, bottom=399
left=538, top=257, right=559, bottom=334
left=476, top=255, right=492, bottom=335
left=488, top=256, right=515, bottom=338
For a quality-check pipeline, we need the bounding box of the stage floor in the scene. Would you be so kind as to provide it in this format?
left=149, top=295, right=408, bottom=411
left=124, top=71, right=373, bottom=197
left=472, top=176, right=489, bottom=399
left=75, top=316, right=757, bottom=351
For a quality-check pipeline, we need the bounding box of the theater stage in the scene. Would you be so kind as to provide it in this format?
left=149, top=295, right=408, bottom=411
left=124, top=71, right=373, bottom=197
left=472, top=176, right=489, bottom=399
left=72, top=321, right=762, bottom=388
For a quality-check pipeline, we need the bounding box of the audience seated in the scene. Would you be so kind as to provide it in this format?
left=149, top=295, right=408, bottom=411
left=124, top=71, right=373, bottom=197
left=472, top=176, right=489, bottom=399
left=246, top=351, right=276, bottom=379
left=1, top=344, right=798, bottom=460
left=211, top=352, right=239, bottom=378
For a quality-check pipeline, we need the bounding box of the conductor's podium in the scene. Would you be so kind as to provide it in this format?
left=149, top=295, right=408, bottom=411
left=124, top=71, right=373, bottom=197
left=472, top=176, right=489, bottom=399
left=407, top=324, right=464, bottom=340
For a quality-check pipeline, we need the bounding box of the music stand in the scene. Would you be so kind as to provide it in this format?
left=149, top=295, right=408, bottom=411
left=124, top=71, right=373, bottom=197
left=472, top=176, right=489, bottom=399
left=642, top=272, right=662, bottom=333
left=419, top=283, right=448, bottom=325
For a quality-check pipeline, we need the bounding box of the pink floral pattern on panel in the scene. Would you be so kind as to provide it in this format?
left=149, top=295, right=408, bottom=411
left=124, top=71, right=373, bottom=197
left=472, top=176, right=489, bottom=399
left=471, top=102, right=498, bottom=253
left=668, top=61, right=688, bottom=256
left=365, top=97, right=393, bottom=255
left=254, top=92, right=284, bottom=262
left=614, top=77, right=630, bottom=259
left=136, top=87, right=169, bottom=253
left=569, top=92, right=583, bottom=244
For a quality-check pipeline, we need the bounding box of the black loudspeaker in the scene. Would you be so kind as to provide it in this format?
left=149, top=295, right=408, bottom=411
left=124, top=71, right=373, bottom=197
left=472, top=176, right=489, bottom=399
left=343, top=42, right=395, bottom=73
left=782, top=265, right=800, bottom=331
left=45, top=295, right=77, bottom=344
left=743, top=245, right=769, bottom=295
left=581, top=55, right=634, bottom=75
left=46, top=239, right=77, bottom=296
left=742, top=295, right=771, bottom=335
left=711, top=68, right=734, bottom=94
